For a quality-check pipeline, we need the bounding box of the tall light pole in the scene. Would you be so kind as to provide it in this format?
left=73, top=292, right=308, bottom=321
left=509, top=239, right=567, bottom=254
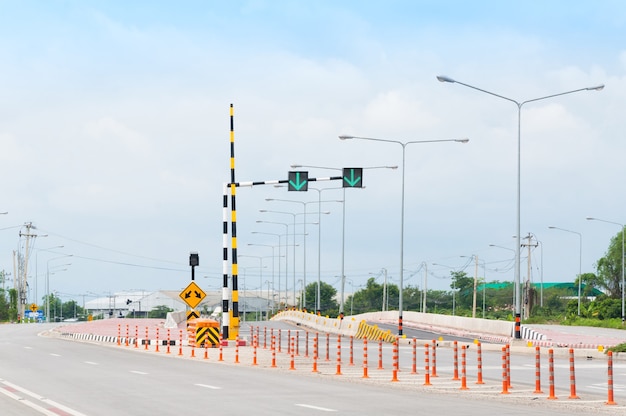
left=251, top=232, right=282, bottom=310
left=238, top=255, right=266, bottom=320
left=265, top=199, right=328, bottom=310
left=35, top=246, right=64, bottom=305
left=586, top=217, right=625, bottom=323
left=247, top=243, right=283, bottom=316
left=548, top=226, right=583, bottom=315
left=46, top=255, right=72, bottom=323
left=291, top=164, right=397, bottom=315
left=256, top=220, right=289, bottom=306
left=340, top=135, right=469, bottom=336
left=438, top=75, right=603, bottom=338
left=260, top=210, right=297, bottom=306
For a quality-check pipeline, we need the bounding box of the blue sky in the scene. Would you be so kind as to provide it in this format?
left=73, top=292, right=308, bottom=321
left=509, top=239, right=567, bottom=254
left=1, top=1, right=625, bottom=308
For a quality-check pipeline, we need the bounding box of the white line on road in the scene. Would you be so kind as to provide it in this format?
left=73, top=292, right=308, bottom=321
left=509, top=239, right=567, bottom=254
left=1, top=379, right=88, bottom=416
left=296, top=404, right=338, bottom=412
left=195, top=383, right=222, bottom=390
left=49, top=353, right=61, bottom=357
left=84, top=361, right=99, bottom=365
left=130, top=370, right=149, bottom=375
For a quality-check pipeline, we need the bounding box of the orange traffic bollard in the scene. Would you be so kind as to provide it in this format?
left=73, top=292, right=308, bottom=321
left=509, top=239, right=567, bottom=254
left=155, top=328, right=160, bottom=353
left=411, top=338, right=417, bottom=374
left=460, top=345, right=468, bottom=390
left=311, top=333, right=318, bottom=373
left=252, top=335, right=258, bottom=366
left=362, top=337, right=369, bottom=379
left=134, top=326, right=139, bottom=349
left=178, top=330, right=183, bottom=356
left=452, top=340, right=459, bottom=380
left=568, top=348, right=579, bottom=399
left=218, top=333, right=223, bottom=361
left=606, top=351, right=616, bottom=405
left=431, top=340, right=438, bottom=377
left=144, top=327, right=149, bottom=350
left=166, top=329, right=171, bottom=354
left=533, top=346, right=542, bottom=394
left=423, top=343, right=431, bottom=386
left=390, top=340, right=398, bottom=382
left=349, top=336, right=354, bottom=366
left=271, top=335, right=277, bottom=368
left=547, top=349, right=557, bottom=400
left=336, top=335, right=342, bottom=375
left=501, top=347, right=509, bottom=395
left=476, top=342, right=484, bottom=385
left=289, top=337, right=295, bottom=370
left=378, top=338, right=384, bottom=370
left=235, top=336, right=240, bottom=364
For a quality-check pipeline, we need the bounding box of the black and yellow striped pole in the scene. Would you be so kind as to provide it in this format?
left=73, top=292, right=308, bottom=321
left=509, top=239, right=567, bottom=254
left=229, top=103, right=240, bottom=339
left=221, top=182, right=230, bottom=340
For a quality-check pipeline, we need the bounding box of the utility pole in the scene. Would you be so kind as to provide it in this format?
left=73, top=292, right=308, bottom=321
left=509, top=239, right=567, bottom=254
left=18, top=222, right=42, bottom=321
left=382, top=268, right=388, bottom=312
left=521, top=233, right=538, bottom=320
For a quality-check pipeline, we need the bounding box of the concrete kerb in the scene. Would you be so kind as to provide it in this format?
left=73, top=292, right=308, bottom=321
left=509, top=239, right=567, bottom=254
left=272, top=310, right=626, bottom=361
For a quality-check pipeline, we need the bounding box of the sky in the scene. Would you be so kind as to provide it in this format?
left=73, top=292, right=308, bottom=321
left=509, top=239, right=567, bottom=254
left=1, top=0, right=625, bottom=308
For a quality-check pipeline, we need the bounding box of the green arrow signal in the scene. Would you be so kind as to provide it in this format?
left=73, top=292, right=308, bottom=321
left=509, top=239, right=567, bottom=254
left=342, top=168, right=363, bottom=188
left=288, top=171, right=308, bottom=191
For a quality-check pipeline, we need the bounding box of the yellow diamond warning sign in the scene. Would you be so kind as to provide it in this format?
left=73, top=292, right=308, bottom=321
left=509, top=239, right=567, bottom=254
left=179, top=281, right=206, bottom=309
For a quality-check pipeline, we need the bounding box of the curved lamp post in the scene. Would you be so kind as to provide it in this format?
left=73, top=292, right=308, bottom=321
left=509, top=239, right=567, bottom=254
left=340, top=135, right=469, bottom=335
left=46, top=255, right=72, bottom=323
left=438, top=75, right=603, bottom=338
left=548, top=226, right=582, bottom=315
left=291, top=164, right=397, bottom=315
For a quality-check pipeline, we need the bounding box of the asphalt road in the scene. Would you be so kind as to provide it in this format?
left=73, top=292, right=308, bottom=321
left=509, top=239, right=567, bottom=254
left=1, top=322, right=624, bottom=415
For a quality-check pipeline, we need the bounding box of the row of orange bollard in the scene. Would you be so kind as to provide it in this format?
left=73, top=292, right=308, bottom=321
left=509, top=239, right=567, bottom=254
left=118, top=324, right=618, bottom=406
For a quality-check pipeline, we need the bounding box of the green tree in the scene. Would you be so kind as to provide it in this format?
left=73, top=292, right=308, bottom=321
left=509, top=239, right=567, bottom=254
left=403, top=286, right=422, bottom=311
left=350, top=277, right=399, bottom=313
left=0, top=288, right=9, bottom=321
left=148, top=305, right=173, bottom=319
left=303, top=281, right=338, bottom=314
left=595, top=229, right=624, bottom=299
left=450, top=271, right=473, bottom=312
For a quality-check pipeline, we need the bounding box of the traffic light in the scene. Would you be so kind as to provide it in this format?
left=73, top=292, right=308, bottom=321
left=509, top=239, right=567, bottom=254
left=288, top=171, right=308, bottom=191
left=342, top=168, right=363, bottom=188
left=126, top=299, right=132, bottom=305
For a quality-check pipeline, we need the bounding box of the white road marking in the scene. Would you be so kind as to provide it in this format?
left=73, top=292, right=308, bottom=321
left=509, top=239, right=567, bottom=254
left=130, top=370, right=148, bottom=375
left=49, top=353, right=61, bottom=357
left=195, top=383, right=222, bottom=390
left=84, top=361, right=99, bottom=365
left=1, top=379, right=88, bottom=416
left=296, top=404, right=338, bottom=412
left=24, top=346, right=33, bottom=350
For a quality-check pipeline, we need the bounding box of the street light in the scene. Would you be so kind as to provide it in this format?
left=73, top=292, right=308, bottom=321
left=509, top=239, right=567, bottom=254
left=340, top=135, right=469, bottom=336
left=239, top=255, right=268, bottom=320
left=586, top=217, right=625, bottom=322
left=247, top=243, right=284, bottom=317
left=260, top=210, right=297, bottom=306
left=46, top=255, right=72, bottom=323
left=461, top=255, right=481, bottom=318
left=256, top=220, right=289, bottom=305
left=438, top=75, right=603, bottom=338
left=548, top=226, right=583, bottom=316
left=35, top=245, right=64, bottom=304
left=291, top=164, right=397, bottom=315
left=265, top=198, right=330, bottom=309
left=251, top=232, right=282, bottom=307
